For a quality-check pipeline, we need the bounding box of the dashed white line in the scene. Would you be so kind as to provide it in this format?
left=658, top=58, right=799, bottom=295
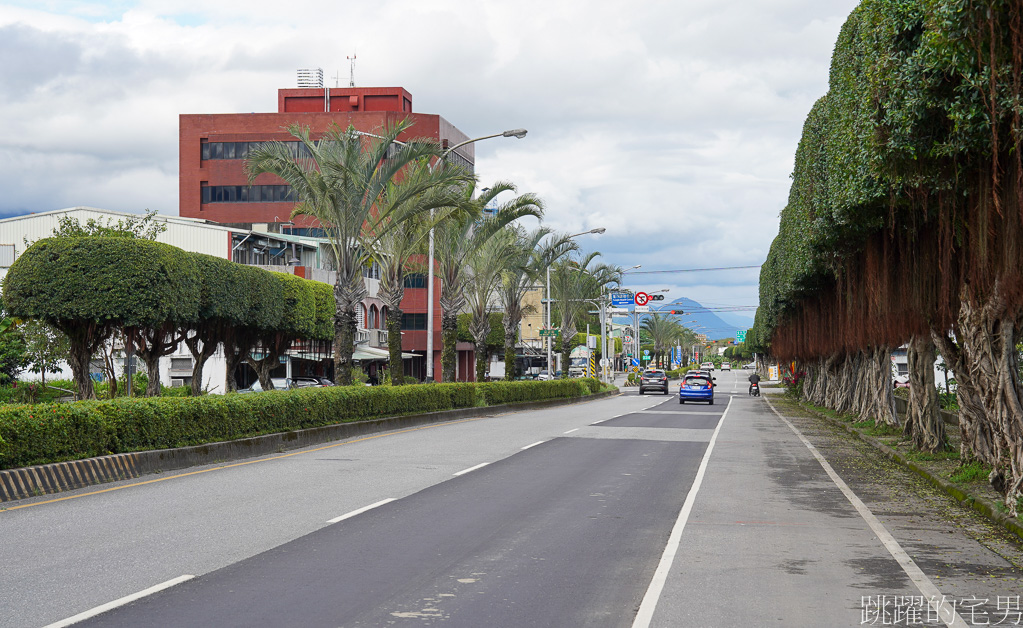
left=453, top=462, right=489, bottom=476
left=44, top=575, right=195, bottom=628
left=564, top=428, right=579, bottom=434
left=521, top=441, right=546, bottom=450
left=327, top=498, right=396, bottom=524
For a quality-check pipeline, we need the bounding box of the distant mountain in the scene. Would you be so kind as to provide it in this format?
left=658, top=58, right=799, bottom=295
left=609, top=296, right=752, bottom=341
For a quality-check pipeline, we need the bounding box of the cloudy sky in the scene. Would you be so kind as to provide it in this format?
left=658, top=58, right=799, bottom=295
left=0, top=0, right=861, bottom=327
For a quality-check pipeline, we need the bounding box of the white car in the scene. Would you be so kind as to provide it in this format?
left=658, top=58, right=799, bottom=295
left=721, top=362, right=731, bottom=371
left=537, top=370, right=554, bottom=381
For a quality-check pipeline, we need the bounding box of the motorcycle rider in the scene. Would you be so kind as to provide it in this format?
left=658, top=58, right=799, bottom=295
left=748, top=371, right=761, bottom=396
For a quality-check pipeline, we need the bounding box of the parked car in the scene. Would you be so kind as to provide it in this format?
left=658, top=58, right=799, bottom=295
left=639, top=369, right=669, bottom=395
left=238, top=377, right=287, bottom=393
left=537, top=370, right=560, bottom=381
left=292, top=376, right=334, bottom=388
left=893, top=375, right=910, bottom=389
left=721, top=362, right=732, bottom=371
left=679, top=372, right=716, bottom=405
left=743, top=362, right=756, bottom=370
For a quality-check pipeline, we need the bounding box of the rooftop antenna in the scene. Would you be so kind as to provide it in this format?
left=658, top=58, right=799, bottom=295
left=331, top=69, right=342, bottom=88
left=347, top=53, right=357, bottom=87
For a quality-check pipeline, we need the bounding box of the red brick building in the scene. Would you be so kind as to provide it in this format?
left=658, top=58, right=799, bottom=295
left=178, top=86, right=477, bottom=381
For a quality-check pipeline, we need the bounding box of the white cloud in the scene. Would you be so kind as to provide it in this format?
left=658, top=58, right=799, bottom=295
left=0, top=0, right=862, bottom=313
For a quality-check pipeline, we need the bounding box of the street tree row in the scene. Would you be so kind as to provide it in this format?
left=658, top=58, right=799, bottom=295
left=749, top=0, right=1023, bottom=515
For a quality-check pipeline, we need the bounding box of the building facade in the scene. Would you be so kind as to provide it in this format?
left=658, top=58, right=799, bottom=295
left=179, top=85, right=479, bottom=381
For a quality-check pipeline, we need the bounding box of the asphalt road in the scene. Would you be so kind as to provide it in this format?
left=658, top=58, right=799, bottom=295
left=3, top=369, right=1021, bottom=627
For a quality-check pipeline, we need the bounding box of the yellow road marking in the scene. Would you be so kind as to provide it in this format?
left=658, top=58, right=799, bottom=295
left=1, top=417, right=485, bottom=513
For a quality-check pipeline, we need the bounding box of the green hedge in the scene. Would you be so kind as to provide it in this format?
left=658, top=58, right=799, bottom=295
left=0, top=380, right=610, bottom=469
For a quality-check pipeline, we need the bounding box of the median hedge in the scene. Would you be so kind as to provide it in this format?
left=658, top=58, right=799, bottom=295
left=0, top=379, right=611, bottom=469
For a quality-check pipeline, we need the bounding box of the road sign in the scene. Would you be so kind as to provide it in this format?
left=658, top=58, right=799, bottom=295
left=599, top=358, right=609, bottom=367
left=609, top=307, right=629, bottom=314
left=635, top=305, right=650, bottom=313
left=634, top=292, right=650, bottom=306
left=610, top=291, right=633, bottom=307
left=538, top=329, right=560, bottom=337
left=631, top=358, right=640, bottom=367
left=736, top=330, right=747, bottom=342
left=624, top=336, right=633, bottom=343
left=643, top=355, right=652, bottom=362
left=643, top=349, right=650, bottom=356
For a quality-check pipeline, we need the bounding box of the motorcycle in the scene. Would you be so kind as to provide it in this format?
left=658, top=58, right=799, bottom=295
left=749, top=382, right=760, bottom=397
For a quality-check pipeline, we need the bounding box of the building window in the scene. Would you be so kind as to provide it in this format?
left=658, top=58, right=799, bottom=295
left=202, top=185, right=295, bottom=204
left=201, top=141, right=313, bottom=161
left=403, top=273, right=426, bottom=288
left=400, top=313, right=427, bottom=331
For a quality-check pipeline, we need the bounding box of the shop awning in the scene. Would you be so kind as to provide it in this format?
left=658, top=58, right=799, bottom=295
left=353, top=346, right=416, bottom=361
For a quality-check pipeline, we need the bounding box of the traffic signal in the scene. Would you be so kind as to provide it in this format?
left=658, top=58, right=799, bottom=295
left=669, top=310, right=685, bottom=315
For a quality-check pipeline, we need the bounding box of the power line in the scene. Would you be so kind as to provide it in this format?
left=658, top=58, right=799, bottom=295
left=626, top=265, right=761, bottom=274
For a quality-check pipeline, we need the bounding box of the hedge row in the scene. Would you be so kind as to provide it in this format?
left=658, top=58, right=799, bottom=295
left=3, top=237, right=335, bottom=339
left=0, top=379, right=611, bottom=469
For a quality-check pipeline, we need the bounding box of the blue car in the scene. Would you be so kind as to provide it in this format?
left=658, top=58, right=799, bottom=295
left=679, top=373, right=715, bottom=405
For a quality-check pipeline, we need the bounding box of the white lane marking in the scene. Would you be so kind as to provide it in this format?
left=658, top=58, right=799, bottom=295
left=764, top=396, right=966, bottom=627
left=564, top=428, right=579, bottom=434
left=327, top=498, right=396, bottom=524
left=44, top=575, right=195, bottom=628
left=453, top=462, right=489, bottom=476
left=521, top=441, right=546, bottom=450
left=632, top=396, right=732, bottom=628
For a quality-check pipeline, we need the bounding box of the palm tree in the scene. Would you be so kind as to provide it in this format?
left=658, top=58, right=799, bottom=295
left=550, top=252, right=621, bottom=377
left=372, top=164, right=466, bottom=385
left=465, top=229, right=513, bottom=381
left=641, top=313, right=683, bottom=369
left=245, top=121, right=470, bottom=385
left=434, top=182, right=543, bottom=382
left=495, top=227, right=576, bottom=380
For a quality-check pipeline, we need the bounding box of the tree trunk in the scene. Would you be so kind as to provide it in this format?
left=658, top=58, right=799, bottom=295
left=222, top=327, right=253, bottom=393
left=442, top=312, right=458, bottom=382
left=66, top=338, right=96, bottom=400
left=857, top=347, right=898, bottom=426
left=333, top=306, right=357, bottom=386
left=904, top=335, right=946, bottom=452
left=185, top=327, right=220, bottom=397
left=247, top=333, right=293, bottom=391
left=133, top=326, right=183, bottom=398
left=387, top=306, right=404, bottom=386
left=952, top=289, right=1023, bottom=514
left=931, top=328, right=992, bottom=465
left=558, top=330, right=575, bottom=379
left=503, top=314, right=519, bottom=380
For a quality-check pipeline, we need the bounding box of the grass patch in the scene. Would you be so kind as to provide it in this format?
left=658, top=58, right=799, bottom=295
left=949, top=461, right=989, bottom=484
left=902, top=449, right=960, bottom=462
left=850, top=419, right=902, bottom=438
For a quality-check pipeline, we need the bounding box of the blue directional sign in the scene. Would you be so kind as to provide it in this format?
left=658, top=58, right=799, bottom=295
left=611, top=291, right=634, bottom=307
left=631, top=358, right=640, bottom=367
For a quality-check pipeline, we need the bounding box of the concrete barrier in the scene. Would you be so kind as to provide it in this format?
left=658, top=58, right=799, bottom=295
left=0, top=389, right=619, bottom=504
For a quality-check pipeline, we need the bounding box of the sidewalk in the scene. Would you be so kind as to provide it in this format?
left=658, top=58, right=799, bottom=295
left=647, top=391, right=1023, bottom=627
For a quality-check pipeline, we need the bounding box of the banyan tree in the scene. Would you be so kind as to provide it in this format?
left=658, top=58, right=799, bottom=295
left=752, top=0, right=1023, bottom=515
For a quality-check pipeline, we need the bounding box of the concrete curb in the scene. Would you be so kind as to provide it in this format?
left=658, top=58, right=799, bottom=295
left=798, top=402, right=1023, bottom=543
left=0, top=389, right=620, bottom=504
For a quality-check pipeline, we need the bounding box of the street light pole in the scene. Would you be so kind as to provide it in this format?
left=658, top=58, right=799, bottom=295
left=424, top=129, right=527, bottom=382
